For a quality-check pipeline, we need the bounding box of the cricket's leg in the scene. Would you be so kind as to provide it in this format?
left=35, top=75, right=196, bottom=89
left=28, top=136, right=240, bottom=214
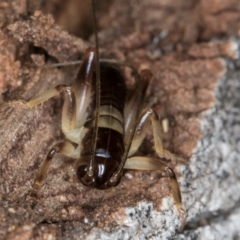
left=31, top=141, right=80, bottom=198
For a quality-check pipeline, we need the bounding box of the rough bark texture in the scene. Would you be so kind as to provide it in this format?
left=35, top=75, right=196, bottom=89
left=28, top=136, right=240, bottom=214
left=1, top=0, right=240, bottom=239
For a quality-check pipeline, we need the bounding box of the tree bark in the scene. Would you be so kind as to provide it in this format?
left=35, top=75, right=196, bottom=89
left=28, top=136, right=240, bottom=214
left=1, top=0, right=240, bottom=239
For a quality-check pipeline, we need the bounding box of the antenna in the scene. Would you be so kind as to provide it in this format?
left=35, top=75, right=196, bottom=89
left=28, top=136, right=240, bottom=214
left=89, top=0, right=101, bottom=174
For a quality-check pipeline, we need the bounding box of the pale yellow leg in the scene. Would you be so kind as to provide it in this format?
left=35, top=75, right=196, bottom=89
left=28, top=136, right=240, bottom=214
left=26, top=87, right=60, bottom=108
left=124, top=156, right=183, bottom=212
left=31, top=141, right=79, bottom=197
left=26, top=84, right=77, bottom=135
left=128, top=108, right=186, bottom=163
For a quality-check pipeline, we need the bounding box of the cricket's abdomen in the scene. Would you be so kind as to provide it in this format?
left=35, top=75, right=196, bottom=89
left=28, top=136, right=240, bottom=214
left=77, top=64, right=127, bottom=189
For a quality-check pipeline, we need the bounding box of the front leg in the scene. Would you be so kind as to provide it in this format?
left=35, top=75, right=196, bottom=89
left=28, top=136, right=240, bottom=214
left=31, top=141, right=80, bottom=198
left=124, top=156, right=183, bottom=212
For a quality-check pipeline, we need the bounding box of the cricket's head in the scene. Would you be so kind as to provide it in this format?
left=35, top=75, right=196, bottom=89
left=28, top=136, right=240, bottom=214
left=77, top=156, right=121, bottom=189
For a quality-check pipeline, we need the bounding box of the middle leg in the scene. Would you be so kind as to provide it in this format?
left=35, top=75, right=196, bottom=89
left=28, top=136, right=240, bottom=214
left=25, top=84, right=77, bottom=135
left=128, top=108, right=186, bottom=163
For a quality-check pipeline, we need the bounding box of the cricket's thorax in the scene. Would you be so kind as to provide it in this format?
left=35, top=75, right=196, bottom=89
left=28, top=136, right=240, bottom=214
left=77, top=64, right=127, bottom=189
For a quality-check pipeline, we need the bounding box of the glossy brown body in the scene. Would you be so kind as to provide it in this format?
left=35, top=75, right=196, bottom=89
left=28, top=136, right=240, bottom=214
left=77, top=63, right=127, bottom=189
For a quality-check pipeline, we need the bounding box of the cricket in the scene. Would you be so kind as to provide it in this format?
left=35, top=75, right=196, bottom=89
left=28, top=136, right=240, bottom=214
left=21, top=0, right=184, bottom=213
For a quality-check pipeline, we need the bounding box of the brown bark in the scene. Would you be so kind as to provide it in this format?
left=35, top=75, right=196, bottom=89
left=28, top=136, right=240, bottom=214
left=1, top=0, right=240, bottom=239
